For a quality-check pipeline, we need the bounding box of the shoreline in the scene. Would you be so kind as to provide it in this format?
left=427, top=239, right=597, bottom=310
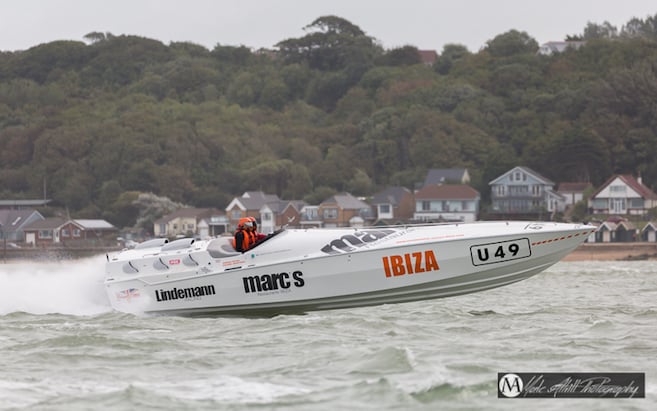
left=563, top=242, right=657, bottom=261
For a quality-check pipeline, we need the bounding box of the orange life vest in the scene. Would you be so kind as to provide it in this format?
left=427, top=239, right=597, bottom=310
left=232, top=229, right=252, bottom=251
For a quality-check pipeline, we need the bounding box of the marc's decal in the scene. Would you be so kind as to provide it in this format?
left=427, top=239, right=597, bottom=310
left=321, top=229, right=396, bottom=254
left=242, top=271, right=305, bottom=294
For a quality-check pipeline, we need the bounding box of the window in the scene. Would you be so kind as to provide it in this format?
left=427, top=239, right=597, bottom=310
left=379, top=204, right=390, bottom=214
left=159, top=224, right=166, bottom=234
left=61, top=229, right=69, bottom=237
left=630, top=199, right=644, bottom=208
left=231, top=210, right=241, bottom=220
left=422, top=201, right=430, bottom=211
left=462, top=201, right=469, bottom=211
left=303, top=208, right=318, bottom=219
left=39, top=230, right=52, bottom=239
left=73, top=229, right=81, bottom=237
left=610, top=185, right=626, bottom=193
left=262, top=212, right=272, bottom=221
left=323, top=208, right=338, bottom=219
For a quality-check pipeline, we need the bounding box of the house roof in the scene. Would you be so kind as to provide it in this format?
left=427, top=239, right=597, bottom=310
left=370, top=187, right=412, bottom=206
left=321, top=193, right=370, bottom=210
left=73, top=219, right=116, bottom=230
left=557, top=182, right=593, bottom=192
left=154, top=208, right=221, bottom=224
left=283, top=200, right=307, bottom=213
left=591, top=175, right=657, bottom=200
left=0, top=209, right=43, bottom=231
left=228, top=191, right=280, bottom=211
left=24, top=217, right=67, bottom=230
left=423, top=168, right=469, bottom=186
left=262, top=200, right=289, bottom=214
left=489, top=166, right=554, bottom=186
left=0, top=199, right=51, bottom=208
left=642, top=222, right=657, bottom=232
left=415, top=184, right=480, bottom=200
left=417, top=49, right=438, bottom=65
left=538, top=41, right=586, bottom=54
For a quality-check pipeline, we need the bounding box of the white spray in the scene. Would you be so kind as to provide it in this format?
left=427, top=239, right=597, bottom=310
left=0, top=255, right=113, bottom=316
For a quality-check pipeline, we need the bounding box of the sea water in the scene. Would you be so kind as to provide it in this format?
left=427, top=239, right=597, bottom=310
left=0, top=257, right=655, bottom=410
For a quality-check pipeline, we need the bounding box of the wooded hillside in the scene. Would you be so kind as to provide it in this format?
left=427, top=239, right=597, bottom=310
left=1, top=15, right=657, bottom=228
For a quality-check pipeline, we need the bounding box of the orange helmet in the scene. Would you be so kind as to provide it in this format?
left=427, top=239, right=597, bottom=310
left=238, top=217, right=252, bottom=229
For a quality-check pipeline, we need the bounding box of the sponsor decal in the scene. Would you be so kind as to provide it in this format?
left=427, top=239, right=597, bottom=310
left=222, top=258, right=244, bottom=267
left=169, top=258, right=180, bottom=265
left=243, top=271, right=304, bottom=294
left=498, top=372, right=645, bottom=399
left=321, top=229, right=396, bottom=254
left=116, top=288, right=140, bottom=302
left=155, top=284, right=216, bottom=302
left=382, top=250, right=440, bottom=277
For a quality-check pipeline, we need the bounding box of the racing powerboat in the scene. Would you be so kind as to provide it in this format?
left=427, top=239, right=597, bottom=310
left=104, top=221, right=595, bottom=316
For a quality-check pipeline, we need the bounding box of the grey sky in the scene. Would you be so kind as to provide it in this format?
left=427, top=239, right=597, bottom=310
left=1, top=0, right=655, bottom=52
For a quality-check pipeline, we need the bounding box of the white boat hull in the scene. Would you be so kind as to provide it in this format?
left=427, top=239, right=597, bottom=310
left=104, top=221, right=595, bottom=316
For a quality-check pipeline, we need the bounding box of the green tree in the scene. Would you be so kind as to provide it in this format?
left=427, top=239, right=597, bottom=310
left=275, top=15, right=381, bottom=71
left=485, top=30, right=538, bottom=57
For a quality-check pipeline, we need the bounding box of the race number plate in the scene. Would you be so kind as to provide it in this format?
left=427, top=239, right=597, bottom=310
left=470, top=238, right=531, bottom=266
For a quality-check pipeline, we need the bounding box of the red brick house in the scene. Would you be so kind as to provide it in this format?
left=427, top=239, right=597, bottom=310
left=24, top=218, right=117, bottom=247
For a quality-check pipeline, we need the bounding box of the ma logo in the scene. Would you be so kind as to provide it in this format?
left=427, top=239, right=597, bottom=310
left=498, top=373, right=524, bottom=398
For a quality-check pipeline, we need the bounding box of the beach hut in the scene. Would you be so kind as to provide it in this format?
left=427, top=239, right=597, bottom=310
left=641, top=222, right=657, bottom=242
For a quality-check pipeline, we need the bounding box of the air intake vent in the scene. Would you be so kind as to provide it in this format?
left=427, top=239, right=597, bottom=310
left=161, top=238, right=195, bottom=251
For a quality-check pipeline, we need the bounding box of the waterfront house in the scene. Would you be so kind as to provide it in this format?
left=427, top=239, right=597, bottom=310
left=0, top=209, right=45, bottom=242
left=489, top=166, right=564, bottom=216
left=225, top=191, right=280, bottom=230
left=299, top=205, right=322, bottom=228
left=154, top=208, right=223, bottom=238
left=557, top=182, right=593, bottom=208
left=23, top=218, right=116, bottom=247
left=413, top=184, right=480, bottom=222
left=259, top=200, right=307, bottom=233
left=588, top=175, right=657, bottom=216
left=370, top=186, right=414, bottom=223
left=422, top=168, right=471, bottom=186
left=319, top=193, right=372, bottom=228
left=197, top=214, right=230, bottom=238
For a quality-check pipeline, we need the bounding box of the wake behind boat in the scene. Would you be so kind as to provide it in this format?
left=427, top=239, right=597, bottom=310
left=104, top=221, right=596, bottom=316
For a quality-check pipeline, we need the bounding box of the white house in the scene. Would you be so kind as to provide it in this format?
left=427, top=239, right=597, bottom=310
left=588, top=175, right=657, bottom=216
left=414, top=184, right=480, bottom=222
